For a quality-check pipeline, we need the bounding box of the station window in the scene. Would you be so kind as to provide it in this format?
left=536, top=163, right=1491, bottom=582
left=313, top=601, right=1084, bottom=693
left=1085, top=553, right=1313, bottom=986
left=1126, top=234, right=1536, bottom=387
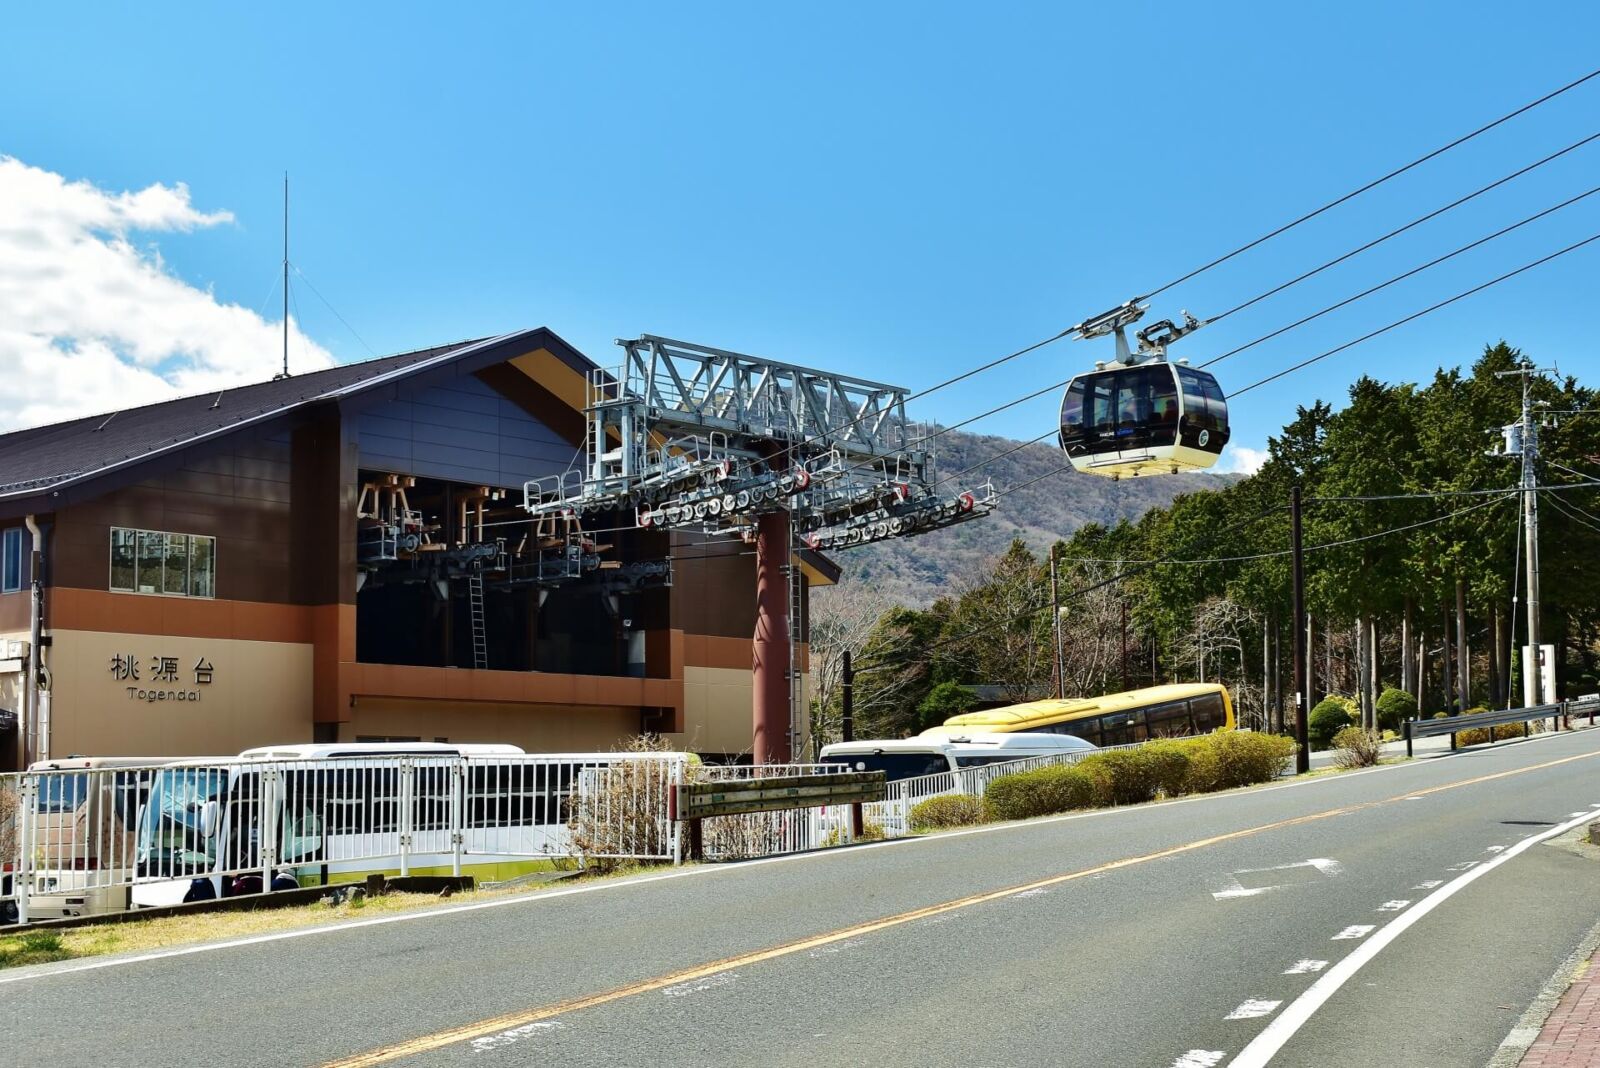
left=109, top=527, right=216, bottom=598
left=1, top=529, right=21, bottom=593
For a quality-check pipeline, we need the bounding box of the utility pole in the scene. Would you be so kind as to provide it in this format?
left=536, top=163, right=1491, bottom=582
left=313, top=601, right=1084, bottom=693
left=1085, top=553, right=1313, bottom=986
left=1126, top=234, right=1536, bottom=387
left=1291, top=486, right=1309, bottom=773
left=1050, top=554, right=1062, bottom=699
left=1493, top=360, right=1551, bottom=705
left=840, top=650, right=854, bottom=743
left=1120, top=599, right=1129, bottom=693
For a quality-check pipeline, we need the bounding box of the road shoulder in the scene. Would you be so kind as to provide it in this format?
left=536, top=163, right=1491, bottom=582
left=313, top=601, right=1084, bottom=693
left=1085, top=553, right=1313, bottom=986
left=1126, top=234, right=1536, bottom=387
left=1488, top=826, right=1600, bottom=1067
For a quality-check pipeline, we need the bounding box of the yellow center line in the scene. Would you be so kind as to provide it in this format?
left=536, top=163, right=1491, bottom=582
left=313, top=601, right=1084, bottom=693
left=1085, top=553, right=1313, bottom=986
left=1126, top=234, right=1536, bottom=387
left=324, top=747, right=1599, bottom=1067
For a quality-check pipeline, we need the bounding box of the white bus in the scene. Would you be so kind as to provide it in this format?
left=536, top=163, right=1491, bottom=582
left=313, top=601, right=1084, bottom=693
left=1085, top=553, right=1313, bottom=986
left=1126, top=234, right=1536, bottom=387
left=130, top=742, right=568, bottom=907
left=818, top=732, right=1096, bottom=783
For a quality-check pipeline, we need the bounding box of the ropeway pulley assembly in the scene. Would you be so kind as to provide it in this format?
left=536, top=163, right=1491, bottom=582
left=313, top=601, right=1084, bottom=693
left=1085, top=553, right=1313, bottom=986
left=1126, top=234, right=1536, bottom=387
left=1058, top=300, right=1231, bottom=478
left=522, top=334, right=996, bottom=550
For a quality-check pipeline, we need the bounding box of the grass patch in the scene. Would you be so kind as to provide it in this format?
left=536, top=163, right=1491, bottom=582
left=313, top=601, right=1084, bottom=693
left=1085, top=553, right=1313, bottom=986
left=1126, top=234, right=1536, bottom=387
left=0, top=862, right=679, bottom=971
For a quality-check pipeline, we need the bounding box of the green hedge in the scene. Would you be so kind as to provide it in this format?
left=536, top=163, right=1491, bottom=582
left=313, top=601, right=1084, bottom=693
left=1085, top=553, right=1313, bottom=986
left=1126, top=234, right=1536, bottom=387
left=984, top=730, right=1297, bottom=820
left=909, top=794, right=986, bottom=831
left=983, top=764, right=1105, bottom=821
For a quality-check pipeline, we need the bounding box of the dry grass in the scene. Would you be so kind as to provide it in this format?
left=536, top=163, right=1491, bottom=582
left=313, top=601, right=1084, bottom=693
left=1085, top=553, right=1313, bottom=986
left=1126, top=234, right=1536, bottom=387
left=0, top=862, right=675, bottom=970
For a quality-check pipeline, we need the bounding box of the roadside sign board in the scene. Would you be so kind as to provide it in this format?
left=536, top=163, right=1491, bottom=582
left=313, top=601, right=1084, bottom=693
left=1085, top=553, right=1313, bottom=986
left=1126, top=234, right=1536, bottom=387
left=674, top=771, right=886, bottom=820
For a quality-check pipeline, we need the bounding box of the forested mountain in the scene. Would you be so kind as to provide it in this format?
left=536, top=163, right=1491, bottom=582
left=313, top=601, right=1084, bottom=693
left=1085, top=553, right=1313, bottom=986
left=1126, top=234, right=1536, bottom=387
left=810, top=343, right=1600, bottom=748
left=829, top=428, right=1241, bottom=605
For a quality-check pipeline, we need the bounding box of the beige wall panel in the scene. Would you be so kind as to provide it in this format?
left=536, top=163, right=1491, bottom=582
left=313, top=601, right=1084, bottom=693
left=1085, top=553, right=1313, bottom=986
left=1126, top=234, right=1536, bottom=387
left=670, top=666, right=812, bottom=758
left=47, top=630, right=312, bottom=758
left=342, top=698, right=640, bottom=753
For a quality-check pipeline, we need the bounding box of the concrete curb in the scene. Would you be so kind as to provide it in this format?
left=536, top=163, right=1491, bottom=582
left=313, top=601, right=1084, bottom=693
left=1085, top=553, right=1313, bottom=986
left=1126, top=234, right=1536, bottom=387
left=1485, top=825, right=1600, bottom=1068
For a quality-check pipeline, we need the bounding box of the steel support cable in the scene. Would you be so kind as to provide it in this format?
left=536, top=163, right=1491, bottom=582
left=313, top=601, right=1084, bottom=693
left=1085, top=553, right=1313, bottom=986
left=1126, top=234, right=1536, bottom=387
left=1138, top=65, right=1600, bottom=301
left=1203, top=131, right=1600, bottom=328
left=1202, top=184, right=1600, bottom=370
left=904, top=211, right=1593, bottom=497
left=292, top=264, right=379, bottom=358
left=1230, top=230, right=1600, bottom=398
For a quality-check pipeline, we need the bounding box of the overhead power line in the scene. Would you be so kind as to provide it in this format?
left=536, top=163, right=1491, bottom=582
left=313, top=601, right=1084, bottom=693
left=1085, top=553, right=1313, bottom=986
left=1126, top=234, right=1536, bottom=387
left=1139, top=65, right=1600, bottom=301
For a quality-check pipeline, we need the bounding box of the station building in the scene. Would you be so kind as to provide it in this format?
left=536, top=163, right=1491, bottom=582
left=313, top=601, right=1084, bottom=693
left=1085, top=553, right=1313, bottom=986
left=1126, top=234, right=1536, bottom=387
left=0, top=328, right=834, bottom=770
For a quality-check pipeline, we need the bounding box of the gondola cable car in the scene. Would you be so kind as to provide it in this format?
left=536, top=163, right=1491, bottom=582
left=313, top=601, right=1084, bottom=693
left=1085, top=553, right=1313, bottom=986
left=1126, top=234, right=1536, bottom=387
left=1058, top=300, right=1230, bottom=478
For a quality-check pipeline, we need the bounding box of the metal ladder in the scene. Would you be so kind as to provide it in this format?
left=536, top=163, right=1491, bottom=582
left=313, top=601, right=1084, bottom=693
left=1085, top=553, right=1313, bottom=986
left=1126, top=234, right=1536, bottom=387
left=787, top=537, right=805, bottom=759
left=468, top=570, right=488, bottom=670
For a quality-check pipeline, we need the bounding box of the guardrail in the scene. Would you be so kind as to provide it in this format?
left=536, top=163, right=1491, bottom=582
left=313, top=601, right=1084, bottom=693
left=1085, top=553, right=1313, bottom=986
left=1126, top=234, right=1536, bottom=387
left=1403, top=702, right=1568, bottom=757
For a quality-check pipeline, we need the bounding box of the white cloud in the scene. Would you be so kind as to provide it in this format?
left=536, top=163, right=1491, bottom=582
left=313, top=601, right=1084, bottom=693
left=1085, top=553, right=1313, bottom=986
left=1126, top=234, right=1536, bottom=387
left=0, top=157, right=335, bottom=431
left=1220, top=445, right=1267, bottom=475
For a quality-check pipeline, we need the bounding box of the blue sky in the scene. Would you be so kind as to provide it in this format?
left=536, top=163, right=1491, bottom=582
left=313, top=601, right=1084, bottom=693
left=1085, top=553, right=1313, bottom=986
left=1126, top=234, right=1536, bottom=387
left=3, top=2, right=1598, bottom=466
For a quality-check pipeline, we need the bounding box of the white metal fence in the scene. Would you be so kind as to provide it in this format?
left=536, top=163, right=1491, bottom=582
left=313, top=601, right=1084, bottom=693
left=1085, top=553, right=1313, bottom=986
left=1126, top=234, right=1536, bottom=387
left=1, top=751, right=686, bottom=926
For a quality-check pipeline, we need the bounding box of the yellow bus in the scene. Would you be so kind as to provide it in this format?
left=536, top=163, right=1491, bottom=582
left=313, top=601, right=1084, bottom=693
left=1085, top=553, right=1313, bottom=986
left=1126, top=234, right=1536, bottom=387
left=925, top=682, right=1235, bottom=747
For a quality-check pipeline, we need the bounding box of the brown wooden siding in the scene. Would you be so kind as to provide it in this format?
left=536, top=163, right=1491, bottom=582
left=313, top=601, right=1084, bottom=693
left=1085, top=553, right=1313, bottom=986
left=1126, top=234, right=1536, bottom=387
left=52, top=427, right=302, bottom=605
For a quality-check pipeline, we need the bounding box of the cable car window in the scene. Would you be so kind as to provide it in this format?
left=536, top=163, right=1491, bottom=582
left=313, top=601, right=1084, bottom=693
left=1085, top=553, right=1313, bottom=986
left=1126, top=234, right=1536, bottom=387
left=1060, top=381, right=1087, bottom=439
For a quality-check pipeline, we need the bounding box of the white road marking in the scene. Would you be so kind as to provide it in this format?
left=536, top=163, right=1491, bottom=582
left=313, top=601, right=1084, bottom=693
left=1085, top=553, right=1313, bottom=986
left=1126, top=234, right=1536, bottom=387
left=1403, top=796, right=1424, bottom=801
left=1229, top=805, right=1600, bottom=1068
left=1332, top=925, right=1377, bottom=940
left=1226, top=999, right=1283, bottom=1020
left=1012, top=888, right=1050, bottom=899
left=1484, top=845, right=1505, bottom=854
left=1446, top=861, right=1479, bottom=871
left=1283, top=960, right=1328, bottom=974
left=808, top=939, right=863, bottom=958
left=1375, top=900, right=1411, bottom=912
left=662, top=971, right=738, bottom=998
left=1212, top=858, right=1343, bottom=900
left=1571, top=811, right=1590, bottom=818
left=1170, top=1051, right=1226, bottom=1068
left=1411, top=879, right=1444, bottom=890
left=469, top=1021, right=564, bottom=1053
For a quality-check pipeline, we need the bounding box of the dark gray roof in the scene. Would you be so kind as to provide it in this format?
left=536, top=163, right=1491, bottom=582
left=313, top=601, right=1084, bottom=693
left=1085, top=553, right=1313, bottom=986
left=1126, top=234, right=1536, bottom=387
left=0, top=329, right=587, bottom=504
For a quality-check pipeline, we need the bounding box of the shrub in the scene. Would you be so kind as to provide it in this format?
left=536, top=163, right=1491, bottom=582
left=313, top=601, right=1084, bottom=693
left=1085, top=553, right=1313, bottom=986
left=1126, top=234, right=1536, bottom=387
left=1309, top=696, right=1359, bottom=748
left=1331, top=726, right=1382, bottom=769
left=1431, top=711, right=1451, bottom=720
left=568, top=736, right=688, bottom=870
left=1079, top=743, right=1192, bottom=805
left=1376, top=688, right=1418, bottom=732
left=910, top=794, right=985, bottom=832
left=1456, top=722, right=1528, bottom=746
left=1187, top=730, right=1297, bottom=791
left=984, top=764, right=1103, bottom=821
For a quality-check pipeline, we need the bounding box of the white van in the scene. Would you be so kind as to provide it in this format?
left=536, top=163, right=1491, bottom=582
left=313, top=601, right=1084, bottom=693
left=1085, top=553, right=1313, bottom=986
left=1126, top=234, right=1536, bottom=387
left=818, top=732, right=1096, bottom=783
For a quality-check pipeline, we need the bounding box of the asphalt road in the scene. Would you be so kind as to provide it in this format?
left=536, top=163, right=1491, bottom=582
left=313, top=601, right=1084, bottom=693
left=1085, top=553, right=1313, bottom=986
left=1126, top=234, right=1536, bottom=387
left=6, top=728, right=1600, bottom=1068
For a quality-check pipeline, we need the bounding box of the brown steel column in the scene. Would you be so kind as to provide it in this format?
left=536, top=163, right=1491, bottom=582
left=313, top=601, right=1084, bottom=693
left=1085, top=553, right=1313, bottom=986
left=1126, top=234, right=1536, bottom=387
left=753, top=510, right=792, bottom=764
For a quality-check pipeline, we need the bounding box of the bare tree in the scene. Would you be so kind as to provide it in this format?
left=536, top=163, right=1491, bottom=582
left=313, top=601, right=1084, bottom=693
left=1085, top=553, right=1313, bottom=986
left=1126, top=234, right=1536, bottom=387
left=807, top=580, right=906, bottom=749
left=944, top=542, right=1053, bottom=705
left=1057, top=561, right=1125, bottom=698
